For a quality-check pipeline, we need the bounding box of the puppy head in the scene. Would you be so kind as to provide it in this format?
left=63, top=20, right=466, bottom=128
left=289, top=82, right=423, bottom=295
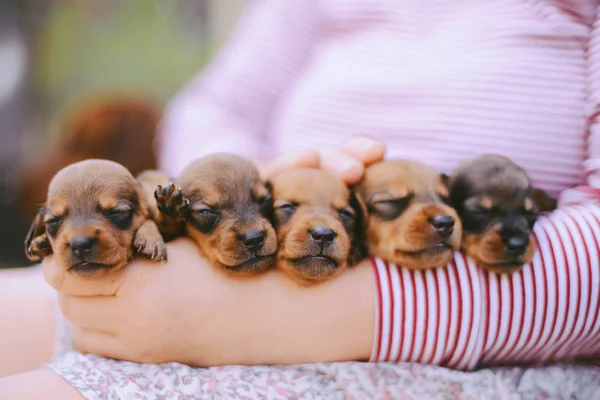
left=269, top=168, right=366, bottom=285
left=356, top=160, right=462, bottom=270
left=179, top=153, right=277, bottom=275
left=449, top=155, right=556, bottom=274
left=25, top=159, right=148, bottom=276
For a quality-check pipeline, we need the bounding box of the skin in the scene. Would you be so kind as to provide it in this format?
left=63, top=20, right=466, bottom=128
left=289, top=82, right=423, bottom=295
left=0, top=136, right=384, bottom=398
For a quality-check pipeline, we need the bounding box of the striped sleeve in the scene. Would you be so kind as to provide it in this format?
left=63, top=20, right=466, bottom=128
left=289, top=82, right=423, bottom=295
left=370, top=203, right=600, bottom=370
left=560, top=5, right=600, bottom=206
left=157, top=0, right=320, bottom=176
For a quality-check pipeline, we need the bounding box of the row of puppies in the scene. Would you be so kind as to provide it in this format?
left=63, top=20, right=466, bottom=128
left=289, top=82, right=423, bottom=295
left=24, top=153, right=556, bottom=285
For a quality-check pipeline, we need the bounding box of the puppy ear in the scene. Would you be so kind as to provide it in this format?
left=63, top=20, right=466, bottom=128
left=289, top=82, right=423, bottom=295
left=348, top=190, right=368, bottom=264
left=440, top=173, right=451, bottom=188
left=263, top=180, right=275, bottom=222
left=24, top=208, right=52, bottom=262
left=531, top=188, right=557, bottom=213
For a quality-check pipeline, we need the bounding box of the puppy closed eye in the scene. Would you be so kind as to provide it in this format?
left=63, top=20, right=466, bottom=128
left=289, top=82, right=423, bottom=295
left=463, top=206, right=494, bottom=231
left=338, top=208, right=355, bottom=230
left=370, top=197, right=411, bottom=220
left=105, top=208, right=134, bottom=230
left=190, top=207, right=220, bottom=233
left=45, top=216, right=63, bottom=238
left=274, top=201, right=297, bottom=225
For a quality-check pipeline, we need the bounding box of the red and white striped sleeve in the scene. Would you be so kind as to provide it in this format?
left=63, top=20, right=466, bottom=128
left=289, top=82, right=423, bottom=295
left=370, top=203, right=600, bottom=370
left=157, top=1, right=320, bottom=177
left=560, top=4, right=600, bottom=206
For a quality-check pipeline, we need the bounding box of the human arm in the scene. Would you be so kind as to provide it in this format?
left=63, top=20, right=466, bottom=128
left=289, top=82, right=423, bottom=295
left=157, top=0, right=321, bottom=176
left=0, top=267, right=56, bottom=377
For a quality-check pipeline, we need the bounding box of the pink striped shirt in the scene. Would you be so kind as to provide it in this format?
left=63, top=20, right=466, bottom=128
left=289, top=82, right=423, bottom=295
left=158, top=0, right=600, bottom=368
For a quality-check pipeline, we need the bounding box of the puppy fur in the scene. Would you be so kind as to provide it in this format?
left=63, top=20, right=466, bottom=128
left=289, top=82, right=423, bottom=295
left=139, top=153, right=278, bottom=275
left=449, top=154, right=556, bottom=274
left=356, top=159, right=462, bottom=270
left=25, top=159, right=167, bottom=277
left=269, top=168, right=366, bottom=285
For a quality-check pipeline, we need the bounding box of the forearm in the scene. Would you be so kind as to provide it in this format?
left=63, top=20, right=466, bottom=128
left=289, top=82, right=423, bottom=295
left=195, top=259, right=375, bottom=366
left=373, top=202, right=600, bottom=370
left=0, top=267, right=56, bottom=377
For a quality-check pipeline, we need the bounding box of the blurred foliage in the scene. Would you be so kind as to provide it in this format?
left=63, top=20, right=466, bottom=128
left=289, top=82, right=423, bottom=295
left=34, top=0, right=211, bottom=128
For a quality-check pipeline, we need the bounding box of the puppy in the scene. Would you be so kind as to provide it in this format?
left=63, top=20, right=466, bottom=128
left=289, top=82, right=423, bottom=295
left=449, top=154, right=556, bottom=273
left=356, top=160, right=462, bottom=270
left=268, top=168, right=366, bottom=285
left=25, top=159, right=167, bottom=277
left=139, top=153, right=278, bottom=275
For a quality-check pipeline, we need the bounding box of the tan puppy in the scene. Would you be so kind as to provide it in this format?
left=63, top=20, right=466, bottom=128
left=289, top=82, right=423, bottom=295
left=269, top=168, right=366, bottom=285
left=356, top=159, right=462, bottom=270
left=139, top=153, right=278, bottom=275
left=449, top=155, right=556, bottom=273
left=25, top=159, right=167, bottom=277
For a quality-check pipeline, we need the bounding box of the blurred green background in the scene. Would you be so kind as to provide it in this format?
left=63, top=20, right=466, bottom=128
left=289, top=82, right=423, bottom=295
left=0, top=0, right=244, bottom=266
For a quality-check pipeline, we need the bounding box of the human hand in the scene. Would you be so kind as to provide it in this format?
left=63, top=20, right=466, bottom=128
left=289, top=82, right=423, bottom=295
left=262, top=136, right=386, bottom=183
left=43, top=239, right=275, bottom=365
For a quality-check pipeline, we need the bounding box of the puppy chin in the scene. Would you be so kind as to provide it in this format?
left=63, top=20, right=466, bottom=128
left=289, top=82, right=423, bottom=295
left=64, top=258, right=126, bottom=277
left=464, top=233, right=536, bottom=275
left=218, top=254, right=276, bottom=275
left=278, top=255, right=345, bottom=286
left=389, top=245, right=455, bottom=270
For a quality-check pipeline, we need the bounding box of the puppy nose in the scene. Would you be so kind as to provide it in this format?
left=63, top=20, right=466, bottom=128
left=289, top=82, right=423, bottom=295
left=430, top=214, right=455, bottom=238
left=504, top=236, right=528, bottom=256
left=240, top=230, right=266, bottom=252
left=69, top=235, right=96, bottom=255
left=310, top=226, right=336, bottom=247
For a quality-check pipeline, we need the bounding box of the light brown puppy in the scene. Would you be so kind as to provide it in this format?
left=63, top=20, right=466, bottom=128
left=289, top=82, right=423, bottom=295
left=356, top=159, right=462, bottom=270
left=25, top=159, right=167, bottom=277
left=449, top=154, right=556, bottom=273
left=269, top=168, right=366, bottom=285
left=139, top=153, right=278, bottom=275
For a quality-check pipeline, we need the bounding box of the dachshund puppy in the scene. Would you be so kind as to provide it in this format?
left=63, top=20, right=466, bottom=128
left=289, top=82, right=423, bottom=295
left=449, top=154, right=556, bottom=274
left=139, top=153, right=278, bottom=275
left=25, top=159, right=167, bottom=277
left=356, top=160, right=462, bottom=270
left=268, top=168, right=366, bottom=285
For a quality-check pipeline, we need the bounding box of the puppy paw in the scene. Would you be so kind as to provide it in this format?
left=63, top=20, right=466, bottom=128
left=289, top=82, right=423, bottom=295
left=133, top=221, right=168, bottom=262
left=154, top=182, right=190, bottom=217
left=26, top=234, right=52, bottom=261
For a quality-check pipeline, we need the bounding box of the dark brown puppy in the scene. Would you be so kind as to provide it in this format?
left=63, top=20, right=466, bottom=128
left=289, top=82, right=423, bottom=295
left=356, top=160, right=462, bottom=270
left=269, top=168, right=366, bottom=285
left=140, top=153, right=278, bottom=275
left=25, top=159, right=167, bottom=277
left=449, top=154, right=556, bottom=274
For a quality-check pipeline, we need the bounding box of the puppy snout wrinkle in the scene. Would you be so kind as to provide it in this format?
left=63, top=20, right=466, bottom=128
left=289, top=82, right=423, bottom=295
left=310, top=226, right=336, bottom=247
left=69, top=235, right=97, bottom=256
left=240, top=229, right=266, bottom=252
left=429, top=214, right=455, bottom=238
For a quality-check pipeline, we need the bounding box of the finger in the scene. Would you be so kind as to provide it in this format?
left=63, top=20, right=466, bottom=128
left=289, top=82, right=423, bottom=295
left=58, top=294, right=122, bottom=333
left=72, top=325, right=131, bottom=361
left=318, top=147, right=364, bottom=185
left=262, top=149, right=320, bottom=179
left=42, top=257, right=125, bottom=296
left=340, top=136, right=386, bottom=165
